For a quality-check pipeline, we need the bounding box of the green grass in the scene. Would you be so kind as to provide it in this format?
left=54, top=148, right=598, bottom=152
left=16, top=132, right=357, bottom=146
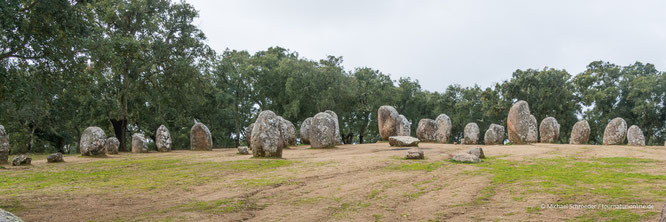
left=329, top=201, right=371, bottom=218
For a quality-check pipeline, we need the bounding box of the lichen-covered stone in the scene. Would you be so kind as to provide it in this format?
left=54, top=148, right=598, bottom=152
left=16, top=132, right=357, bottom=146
left=325, top=110, right=343, bottom=144
left=0, top=125, right=9, bottom=164
left=507, top=101, right=537, bottom=144
left=309, top=112, right=336, bottom=148
left=467, top=147, right=485, bottom=159
left=603, top=117, right=627, bottom=145
left=105, top=137, right=119, bottom=154
left=299, top=118, right=312, bottom=144
left=434, top=114, right=452, bottom=143
left=627, top=125, right=645, bottom=146
left=388, top=136, right=420, bottom=147
left=132, top=133, right=148, bottom=153
left=378, top=105, right=399, bottom=140
left=569, top=120, right=590, bottom=144
left=278, top=116, right=297, bottom=146
left=397, top=115, right=411, bottom=136
left=245, top=123, right=254, bottom=148
left=79, top=127, right=107, bottom=156
left=155, top=125, right=172, bottom=152
left=406, top=149, right=424, bottom=159
left=462, top=122, right=480, bottom=145
left=452, top=153, right=480, bottom=163
left=416, top=119, right=437, bottom=142
left=12, top=154, right=31, bottom=166
left=251, top=110, right=284, bottom=157
left=484, top=124, right=505, bottom=145
left=0, top=208, right=23, bottom=222
left=47, top=153, right=64, bottom=163
left=237, top=146, right=250, bottom=155
left=190, top=122, right=213, bottom=151
left=539, top=117, right=560, bottom=143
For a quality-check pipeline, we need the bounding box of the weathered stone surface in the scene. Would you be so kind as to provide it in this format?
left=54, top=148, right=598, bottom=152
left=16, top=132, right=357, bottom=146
left=278, top=116, right=297, bottom=146
left=309, top=112, right=336, bottom=148
left=434, top=114, right=452, bottom=143
left=47, top=153, right=64, bottom=163
left=452, top=153, right=480, bottom=163
left=12, top=154, right=31, bottom=166
left=539, top=117, right=560, bottom=143
left=462, top=122, right=480, bottom=145
left=0, top=125, right=9, bottom=164
left=416, top=119, right=437, bottom=142
left=325, top=110, right=343, bottom=144
left=105, top=137, right=119, bottom=154
left=0, top=208, right=23, bottom=222
left=190, top=122, right=213, bottom=151
left=245, top=123, right=254, bottom=148
left=251, top=110, right=284, bottom=157
left=627, top=125, right=645, bottom=146
left=378, top=105, right=399, bottom=140
left=237, top=146, right=250, bottom=155
left=484, top=124, right=505, bottom=145
left=79, top=127, right=107, bottom=156
left=569, top=120, right=590, bottom=144
left=507, top=101, right=538, bottom=144
left=603, top=117, right=627, bottom=145
left=388, top=136, right=420, bottom=147
left=299, top=118, right=312, bottom=144
left=660, top=199, right=666, bottom=222
left=131, top=133, right=148, bottom=153
left=155, top=125, right=172, bottom=152
left=397, top=114, right=411, bottom=136
left=406, top=148, right=424, bottom=159
left=467, top=147, right=485, bottom=159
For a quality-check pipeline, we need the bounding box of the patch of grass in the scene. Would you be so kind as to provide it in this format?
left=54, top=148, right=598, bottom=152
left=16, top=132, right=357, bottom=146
left=385, top=161, right=448, bottom=172
left=573, top=210, right=658, bottom=221
left=0, top=199, right=25, bottom=213
left=329, top=201, right=371, bottom=218
left=368, top=189, right=382, bottom=199
left=180, top=198, right=259, bottom=215
left=373, top=213, right=384, bottom=221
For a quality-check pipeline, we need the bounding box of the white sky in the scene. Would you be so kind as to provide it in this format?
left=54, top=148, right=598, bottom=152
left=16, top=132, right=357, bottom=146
left=184, top=0, right=666, bottom=92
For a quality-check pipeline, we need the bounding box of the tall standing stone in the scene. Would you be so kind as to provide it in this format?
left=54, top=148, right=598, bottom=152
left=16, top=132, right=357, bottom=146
left=278, top=116, right=297, bottom=146
left=378, top=105, right=399, bottom=140
left=80, top=127, right=107, bottom=156
left=309, top=112, right=336, bottom=148
left=251, top=110, right=284, bottom=157
left=155, top=125, right=172, bottom=152
left=325, top=110, right=343, bottom=144
left=105, top=137, right=120, bottom=154
left=300, top=118, right=312, bottom=144
left=190, top=122, right=213, bottom=151
left=484, top=124, right=505, bottom=145
left=434, top=114, right=452, bottom=143
left=397, top=114, right=411, bottom=136
left=627, top=125, right=645, bottom=146
left=416, top=119, right=437, bottom=142
left=569, top=120, right=590, bottom=144
left=132, top=133, right=148, bottom=153
left=527, top=115, right=538, bottom=143
left=602, top=117, right=627, bottom=145
left=507, top=101, right=537, bottom=144
left=0, top=125, right=9, bottom=164
left=463, top=122, right=480, bottom=144
left=539, top=117, right=560, bottom=143
left=245, top=123, right=254, bottom=148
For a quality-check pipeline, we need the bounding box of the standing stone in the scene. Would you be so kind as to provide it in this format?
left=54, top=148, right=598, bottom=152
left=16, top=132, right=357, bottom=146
left=325, top=110, right=343, bottom=144
left=378, top=105, right=399, bottom=140
left=47, top=153, right=64, bottom=163
left=132, top=133, right=148, bottom=153
left=627, top=125, right=645, bottom=146
left=397, top=114, right=411, bottom=136
left=539, top=117, right=560, bottom=143
left=434, top=114, right=452, bottom=143
left=527, top=115, right=538, bottom=143
left=0, top=208, right=23, bottom=222
left=388, top=136, right=420, bottom=147
left=105, top=137, right=120, bottom=154
left=462, top=123, right=480, bottom=144
left=245, top=123, right=254, bottom=148
left=406, top=149, right=424, bottom=159
left=0, top=125, right=9, bottom=164
left=569, top=120, right=590, bottom=144
left=12, top=154, right=31, bottom=166
left=278, top=116, right=297, bottom=146
left=309, top=112, right=337, bottom=148
left=603, top=117, right=627, bottom=145
left=251, top=110, right=284, bottom=157
left=484, top=124, right=505, bottom=145
left=416, top=119, right=437, bottom=142
left=299, top=118, right=312, bottom=144
left=155, top=125, right=172, bottom=152
left=190, top=122, right=213, bottom=151
left=79, top=127, right=107, bottom=156
left=507, top=101, right=536, bottom=144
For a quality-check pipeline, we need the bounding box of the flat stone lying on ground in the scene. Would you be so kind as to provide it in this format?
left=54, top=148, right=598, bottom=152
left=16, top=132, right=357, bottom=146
left=467, top=147, right=485, bottom=159
left=12, top=154, right=31, bottom=166
left=237, top=146, right=249, bottom=155
left=405, top=148, right=424, bottom=159
left=47, top=153, right=64, bottom=163
left=451, top=153, right=480, bottom=163
left=388, top=136, right=420, bottom=147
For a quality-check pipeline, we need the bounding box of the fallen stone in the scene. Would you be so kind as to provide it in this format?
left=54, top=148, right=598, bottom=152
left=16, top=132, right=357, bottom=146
left=12, top=154, right=31, bottom=166
left=467, top=147, right=485, bottom=159
left=388, top=136, right=420, bottom=147
left=451, top=153, right=480, bottom=163
left=237, top=146, right=250, bottom=155
left=47, top=153, right=64, bottom=163
left=406, top=149, right=424, bottom=159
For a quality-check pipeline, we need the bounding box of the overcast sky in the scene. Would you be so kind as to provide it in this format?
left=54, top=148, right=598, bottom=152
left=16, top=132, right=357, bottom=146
left=184, top=0, right=666, bottom=92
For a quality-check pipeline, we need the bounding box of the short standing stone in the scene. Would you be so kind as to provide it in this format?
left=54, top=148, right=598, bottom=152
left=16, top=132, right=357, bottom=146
left=467, top=147, right=485, bottom=159
left=434, top=114, right=452, bottom=143
left=79, top=127, right=107, bottom=156
left=0, top=208, right=23, bottom=222
left=388, top=136, right=420, bottom=147
left=132, top=133, right=148, bottom=153
left=507, top=101, right=536, bottom=144
left=539, top=117, right=560, bottom=143
left=12, top=154, right=31, bottom=166
left=325, top=110, right=343, bottom=144
left=484, top=124, right=505, bottom=145
left=251, top=110, right=284, bottom=157
left=451, top=153, right=480, bottom=163
left=0, top=125, right=9, bottom=164
left=406, top=148, right=424, bottom=159
left=299, top=118, right=312, bottom=144
left=527, top=115, right=538, bottom=143
left=278, top=116, right=297, bottom=146
left=105, top=137, right=119, bottom=154
left=416, top=119, right=437, bottom=142
left=155, top=125, right=172, bottom=152
left=309, top=112, right=336, bottom=148
left=237, top=146, right=250, bottom=155
left=245, top=123, right=254, bottom=148
left=602, top=117, right=627, bottom=145
left=627, top=125, right=645, bottom=146
left=397, top=114, right=411, bottom=136
left=47, top=153, right=64, bottom=163
left=190, top=122, right=213, bottom=151
left=569, top=120, right=590, bottom=144
left=378, top=105, right=399, bottom=140
left=463, top=123, right=480, bottom=144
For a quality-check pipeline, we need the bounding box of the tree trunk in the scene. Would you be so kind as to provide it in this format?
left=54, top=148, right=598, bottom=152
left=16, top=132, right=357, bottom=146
left=110, top=119, right=127, bottom=152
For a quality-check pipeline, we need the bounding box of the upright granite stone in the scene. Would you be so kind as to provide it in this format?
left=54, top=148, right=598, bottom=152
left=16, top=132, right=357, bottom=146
left=105, top=137, right=119, bottom=154
left=463, top=123, right=480, bottom=144
left=245, top=123, right=254, bottom=148
left=388, top=136, right=419, bottom=147
left=131, top=133, right=148, bottom=153
left=299, top=118, right=312, bottom=144
left=309, top=112, right=336, bottom=148
left=278, top=116, right=297, bottom=146
left=47, top=153, right=64, bottom=163
left=0, top=125, right=9, bottom=164
left=12, top=154, right=31, bottom=166
left=434, top=114, right=452, bottom=143
left=378, top=105, right=399, bottom=140
left=507, top=101, right=537, bottom=144
left=190, top=122, right=213, bottom=151
left=484, top=124, right=505, bottom=145
left=569, top=120, right=590, bottom=144
left=325, top=110, right=343, bottom=144
left=155, top=125, right=172, bottom=152
left=397, top=114, right=411, bottom=136
left=603, top=117, right=627, bottom=145
left=251, top=110, right=284, bottom=157
left=416, top=119, right=437, bottom=142
left=527, top=115, right=538, bottom=143
left=539, top=117, right=560, bottom=143
left=627, top=125, right=645, bottom=146
left=79, top=127, right=107, bottom=156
